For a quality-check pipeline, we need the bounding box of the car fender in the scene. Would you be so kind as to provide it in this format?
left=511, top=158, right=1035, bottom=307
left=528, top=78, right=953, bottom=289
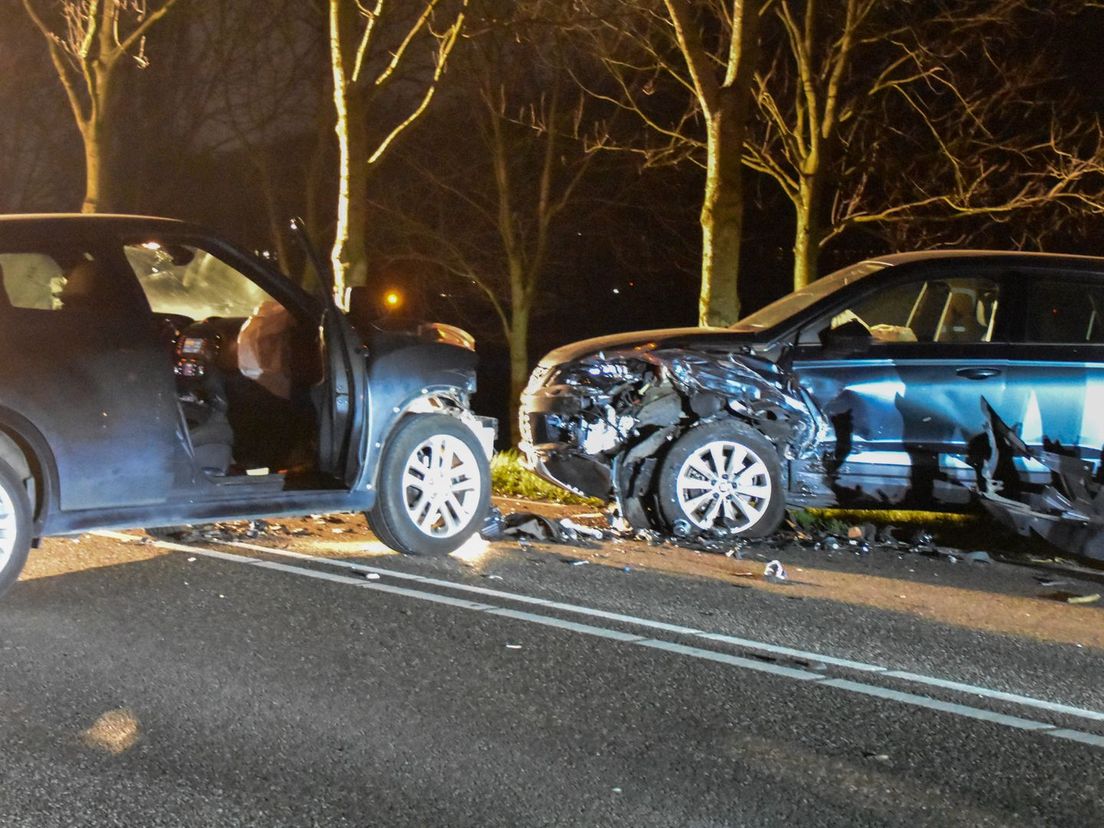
left=0, top=405, right=60, bottom=532
left=359, top=341, right=486, bottom=492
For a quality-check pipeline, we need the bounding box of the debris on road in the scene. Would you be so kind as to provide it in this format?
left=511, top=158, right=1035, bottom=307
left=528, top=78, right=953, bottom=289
left=479, top=507, right=606, bottom=548
left=763, top=560, right=788, bottom=580
left=1047, top=592, right=1102, bottom=605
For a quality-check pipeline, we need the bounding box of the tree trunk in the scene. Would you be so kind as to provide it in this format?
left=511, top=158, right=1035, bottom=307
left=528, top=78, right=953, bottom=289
left=506, top=303, right=530, bottom=448
left=81, top=98, right=117, bottom=213
left=694, top=0, right=759, bottom=327
left=332, top=90, right=370, bottom=300
left=699, top=95, right=746, bottom=326
left=81, top=120, right=106, bottom=213
left=330, top=0, right=369, bottom=302
left=792, top=174, right=824, bottom=290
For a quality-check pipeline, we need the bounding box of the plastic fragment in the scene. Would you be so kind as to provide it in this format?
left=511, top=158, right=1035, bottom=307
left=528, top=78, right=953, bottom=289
left=763, top=560, right=788, bottom=580
left=1066, top=593, right=1100, bottom=605
left=561, top=518, right=605, bottom=540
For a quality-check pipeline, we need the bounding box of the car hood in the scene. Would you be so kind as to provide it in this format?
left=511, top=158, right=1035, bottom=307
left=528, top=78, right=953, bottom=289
left=538, top=326, right=759, bottom=368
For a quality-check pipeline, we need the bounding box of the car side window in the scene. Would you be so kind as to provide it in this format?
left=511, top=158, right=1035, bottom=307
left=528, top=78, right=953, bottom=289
left=0, top=250, right=120, bottom=313
left=124, top=240, right=274, bottom=320
left=1022, top=277, right=1104, bottom=343
left=824, top=276, right=1001, bottom=344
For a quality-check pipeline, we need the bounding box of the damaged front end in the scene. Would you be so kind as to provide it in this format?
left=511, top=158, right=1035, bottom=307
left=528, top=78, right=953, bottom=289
left=520, top=342, right=826, bottom=529
left=971, top=398, right=1104, bottom=561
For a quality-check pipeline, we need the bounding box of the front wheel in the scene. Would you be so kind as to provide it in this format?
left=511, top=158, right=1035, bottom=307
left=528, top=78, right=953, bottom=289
left=367, top=414, right=491, bottom=555
left=656, top=421, right=785, bottom=538
left=0, top=459, right=32, bottom=598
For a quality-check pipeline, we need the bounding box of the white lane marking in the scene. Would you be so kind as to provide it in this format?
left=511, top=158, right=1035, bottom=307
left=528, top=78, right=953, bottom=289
left=882, top=671, right=1104, bottom=723
left=638, top=639, right=825, bottom=681
left=696, top=632, right=885, bottom=673
left=820, top=679, right=1054, bottom=732
left=203, top=536, right=1104, bottom=726
left=1048, top=729, right=1104, bottom=748
left=485, top=608, right=648, bottom=643
left=96, top=531, right=1104, bottom=745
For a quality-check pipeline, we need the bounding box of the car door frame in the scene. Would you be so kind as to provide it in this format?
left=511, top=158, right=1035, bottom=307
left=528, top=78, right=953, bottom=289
left=290, top=220, right=370, bottom=488
left=788, top=261, right=1016, bottom=506
left=0, top=222, right=181, bottom=515
left=120, top=225, right=369, bottom=493
left=999, top=264, right=1104, bottom=481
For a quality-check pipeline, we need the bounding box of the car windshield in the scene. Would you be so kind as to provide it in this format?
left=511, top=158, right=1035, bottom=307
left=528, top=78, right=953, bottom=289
left=124, top=240, right=273, bottom=319
left=729, top=260, right=887, bottom=332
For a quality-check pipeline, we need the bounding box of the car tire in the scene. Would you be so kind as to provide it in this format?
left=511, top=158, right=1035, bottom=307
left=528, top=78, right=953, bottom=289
left=0, top=459, right=33, bottom=599
left=367, top=414, right=491, bottom=555
left=656, top=420, right=785, bottom=538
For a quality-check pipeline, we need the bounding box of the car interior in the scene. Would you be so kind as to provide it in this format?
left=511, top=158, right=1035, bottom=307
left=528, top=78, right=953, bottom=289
left=123, top=240, right=333, bottom=488
left=822, top=277, right=1001, bottom=345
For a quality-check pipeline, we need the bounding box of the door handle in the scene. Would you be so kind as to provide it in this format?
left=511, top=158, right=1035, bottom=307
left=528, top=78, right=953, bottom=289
left=956, top=367, right=1002, bottom=380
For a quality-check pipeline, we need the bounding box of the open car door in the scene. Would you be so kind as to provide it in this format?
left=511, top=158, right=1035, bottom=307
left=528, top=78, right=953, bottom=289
left=292, top=220, right=369, bottom=487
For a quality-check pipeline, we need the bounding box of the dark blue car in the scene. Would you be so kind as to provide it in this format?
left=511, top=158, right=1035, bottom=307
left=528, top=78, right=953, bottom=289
left=0, top=215, right=495, bottom=597
left=520, top=251, right=1104, bottom=538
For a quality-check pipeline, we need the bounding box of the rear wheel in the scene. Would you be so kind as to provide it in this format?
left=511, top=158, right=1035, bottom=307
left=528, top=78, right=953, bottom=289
left=0, top=460, right=32, bottom=598
left=368, top=414, right=490, bottom=555
left=656, top=421, right=784, bottom=538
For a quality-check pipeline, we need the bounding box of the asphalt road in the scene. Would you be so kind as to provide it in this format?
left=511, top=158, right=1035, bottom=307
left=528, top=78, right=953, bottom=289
left=2, top=517, right=1104, bottom=827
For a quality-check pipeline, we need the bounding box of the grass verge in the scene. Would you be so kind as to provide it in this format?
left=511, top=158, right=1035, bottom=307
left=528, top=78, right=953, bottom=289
left=490, top=451, right=602, bottom=506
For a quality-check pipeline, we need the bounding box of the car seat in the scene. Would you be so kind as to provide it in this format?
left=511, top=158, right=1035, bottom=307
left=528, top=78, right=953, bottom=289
left=57, top=260, right=113, bottom=311
left=936, top=290, right=987, bottom=342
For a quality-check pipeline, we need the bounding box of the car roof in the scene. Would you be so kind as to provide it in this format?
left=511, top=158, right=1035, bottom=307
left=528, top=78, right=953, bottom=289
left=0, top=213, right=191, bottom=234
left=867, top=249, right=1104, bottom=270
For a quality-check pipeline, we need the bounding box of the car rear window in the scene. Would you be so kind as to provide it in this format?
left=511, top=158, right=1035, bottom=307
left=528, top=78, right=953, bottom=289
left=0, top=250, right=116, bottom=313
left=1023, top=279, right=1104, bottom=343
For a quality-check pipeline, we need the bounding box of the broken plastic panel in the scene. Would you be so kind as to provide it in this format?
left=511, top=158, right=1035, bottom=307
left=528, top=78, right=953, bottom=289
left=971, top=397, right=1104, bottom=561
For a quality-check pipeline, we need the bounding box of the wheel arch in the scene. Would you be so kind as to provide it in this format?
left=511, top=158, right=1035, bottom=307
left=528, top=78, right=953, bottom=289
left=0, top=406, right=60, bottom=532
left=360, top=340, right=483, bottom=493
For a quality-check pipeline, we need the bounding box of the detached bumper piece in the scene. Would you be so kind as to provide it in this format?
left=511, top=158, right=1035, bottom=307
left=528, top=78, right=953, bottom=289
left=972, top=398, right=1104, bottom=561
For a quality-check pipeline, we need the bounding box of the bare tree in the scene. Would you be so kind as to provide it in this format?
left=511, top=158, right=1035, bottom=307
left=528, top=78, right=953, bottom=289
left=745, top=0, right=1104, bottom=288
left=328, top=0, right=467, bottom=299
left=20, top=0, right=184, bottom=212
left=586, top=0, right=1104, bottom=305
left=585, top=0, right=761, bottom=326
left=194, top=0, right=329, bottom=267
left=368, top=0, right=606, bottom=443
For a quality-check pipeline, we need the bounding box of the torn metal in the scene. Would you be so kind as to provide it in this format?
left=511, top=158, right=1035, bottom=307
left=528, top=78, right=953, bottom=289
left=971, top=398, right=1104, bottom=561
left=521, top=344, right=826, bottom=532
left=479, top=506, right=607, bottom=547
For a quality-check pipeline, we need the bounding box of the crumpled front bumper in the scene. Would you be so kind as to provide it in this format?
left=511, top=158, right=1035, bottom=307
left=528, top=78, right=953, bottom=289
left=519, top=386, right=613, bottom=498
left=519, top=345, right=828, bottom=505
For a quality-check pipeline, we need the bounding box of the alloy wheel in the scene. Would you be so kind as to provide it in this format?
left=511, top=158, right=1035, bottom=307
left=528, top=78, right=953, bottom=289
left=0, top=483, right=18, bottom=570
left=674, top=439, right=773, bottom=532
left=401, top=434, right=483, bottom=539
